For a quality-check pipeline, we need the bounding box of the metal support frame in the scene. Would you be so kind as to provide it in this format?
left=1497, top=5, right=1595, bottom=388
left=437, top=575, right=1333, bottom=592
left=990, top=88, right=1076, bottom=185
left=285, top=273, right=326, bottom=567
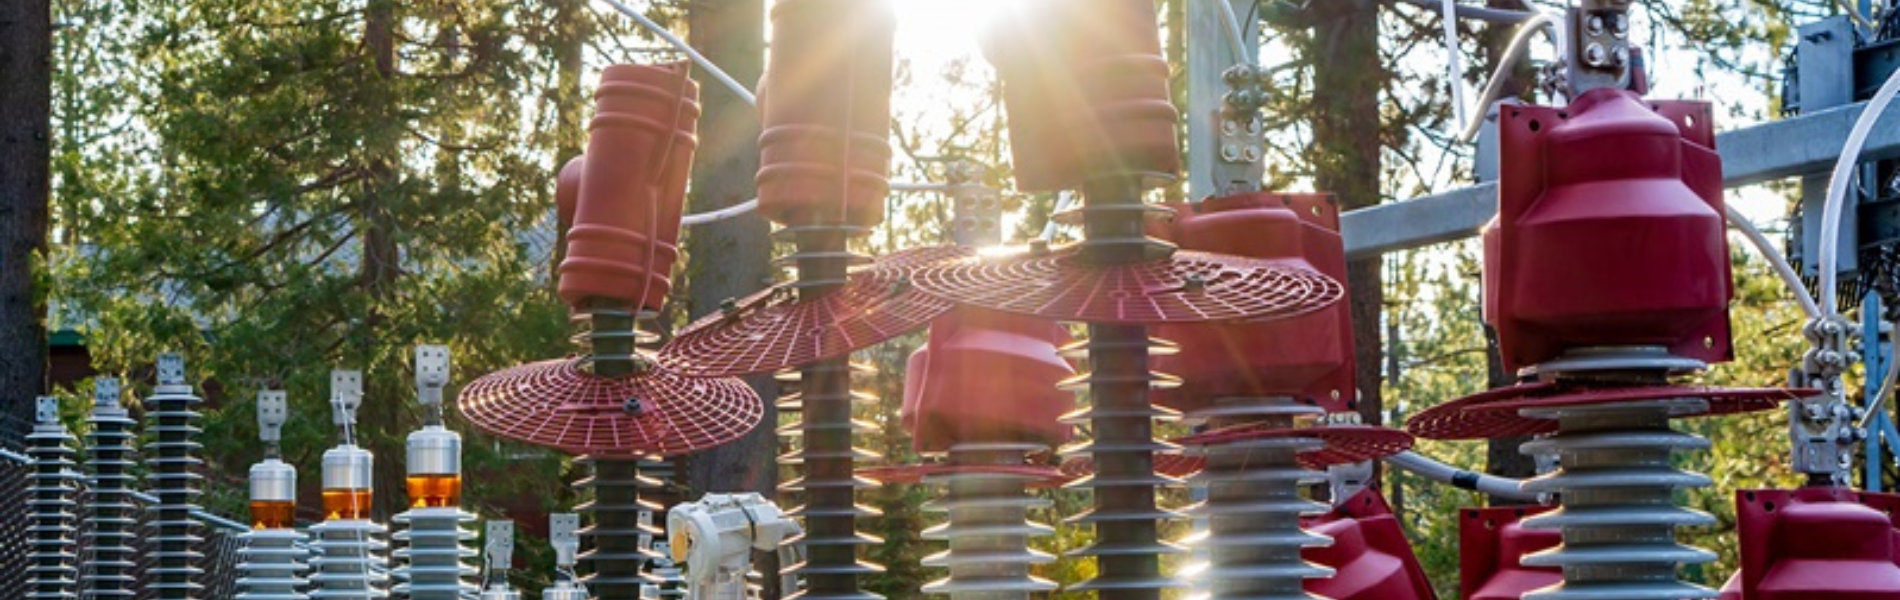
left=1187, top=0, right=1265, bottom=200
left=1341, top=98, right=1900, bottom=259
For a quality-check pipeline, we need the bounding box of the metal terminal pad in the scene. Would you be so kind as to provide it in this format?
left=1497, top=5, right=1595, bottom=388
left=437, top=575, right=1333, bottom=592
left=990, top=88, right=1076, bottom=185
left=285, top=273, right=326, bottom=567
left=331, top=369, right=364, bottom=426
left=486, top=521, right=516, bottom=570
left=156, top=353, right=187, bottom=386
left=416, top=344, right=451, bottom=407
left=258, top=390, right=288, bottom=443
left=93, top=377, right=124, bottom=414
left=35, top=396, right=59, bottom=424
left=550, top=513, right=581, bottom=568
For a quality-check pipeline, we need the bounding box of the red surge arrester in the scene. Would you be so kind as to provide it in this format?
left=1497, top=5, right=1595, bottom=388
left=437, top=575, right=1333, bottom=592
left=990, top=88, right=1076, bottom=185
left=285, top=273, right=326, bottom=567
left=559, top=62, right=700, bottom=313
left=1483, top=88, right=1732, bottom=372
left=1459, top=506, right=1562, bottom=600
left=900, top=307, right=1076, bottom=454
left=1717, top=488, right=1900, bottom=600
left=981, top=0, right=1180, bottom=191
left=756, top=0, right=895, bottom=228
left=1148, top=192, right=1355, bottom=414
left=1302, top=489, right=1438, bottom=600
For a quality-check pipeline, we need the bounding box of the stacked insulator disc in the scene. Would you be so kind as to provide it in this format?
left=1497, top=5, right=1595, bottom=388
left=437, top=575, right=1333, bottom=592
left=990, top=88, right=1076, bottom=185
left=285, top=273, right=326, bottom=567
left=308, top=519, right=391, bottom=599
left=146, top=355, right=207, bottom=600
left=82, top=381, right=139, bottom=600
left=236, top=528, right=311, bottom=600
left=392, top=508, right=478, bottom=599
left=28, top=397, right=80, bottom=600
left=574, top=455, right=668, bottom=598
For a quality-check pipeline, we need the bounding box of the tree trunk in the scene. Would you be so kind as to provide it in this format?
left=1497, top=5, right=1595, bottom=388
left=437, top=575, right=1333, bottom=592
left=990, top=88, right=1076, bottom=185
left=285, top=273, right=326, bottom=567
left=0, top=0, right=52, bottom=441
left=1311, top=1, right=1384, bottom=428
left=362, top=0, right=406, bottom=519
left=1479, top=0, right=1539, bottom=499
left=680, top=0, right=776, bottom=594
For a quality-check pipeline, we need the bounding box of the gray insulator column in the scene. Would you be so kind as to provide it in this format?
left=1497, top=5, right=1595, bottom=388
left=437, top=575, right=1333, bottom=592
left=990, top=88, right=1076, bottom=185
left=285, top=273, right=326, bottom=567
left=82, top=379, right=139, bottom=600
left=1518, top=399, right=1719, bottom=600
left=309, top=518, right=392, bottom=599
left=576, top=456, right=662, bottom=600
left=147, top=354, right=207, bottom=599
left=920, top=444, right=1056, bottom=600
left=1184, top=400, right=1333, bottom=600
left=237, top=528, right=311, bottom=600
left=28, top=396, right=80, bottom=600
left=392, top=507, right=478, bottom=600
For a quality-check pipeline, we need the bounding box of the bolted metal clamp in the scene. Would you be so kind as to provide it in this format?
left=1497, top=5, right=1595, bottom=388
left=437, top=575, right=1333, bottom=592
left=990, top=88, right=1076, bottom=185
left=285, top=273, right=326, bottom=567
left=1793, top=316, right=1865, bottom=483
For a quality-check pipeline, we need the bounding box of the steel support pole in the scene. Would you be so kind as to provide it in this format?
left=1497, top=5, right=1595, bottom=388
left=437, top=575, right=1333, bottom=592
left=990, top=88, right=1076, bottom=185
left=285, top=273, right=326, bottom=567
left=1186, top=0, right=1264, bottom=200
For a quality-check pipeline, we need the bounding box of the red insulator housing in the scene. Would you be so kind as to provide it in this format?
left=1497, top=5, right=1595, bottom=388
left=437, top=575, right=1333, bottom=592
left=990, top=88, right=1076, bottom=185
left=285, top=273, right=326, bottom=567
left=1459, top=505, right=1562, bottom=600
left=901, top=307, right=1075, bottom=454
left=556, top=155, right=585, bottom=234
left=1719, top=488, right=1900, bottom=600
left=981, top=0, right=1180, bottom=190
left=1302, top=489, right=1436, bottom=600
left=1149, top=193, right=1354, bottom=413
left=1484, top=89, right=1732, bottom=371
left=559, top=63, right=701, bottom=312
left=756, top=0, right=895, bottom=228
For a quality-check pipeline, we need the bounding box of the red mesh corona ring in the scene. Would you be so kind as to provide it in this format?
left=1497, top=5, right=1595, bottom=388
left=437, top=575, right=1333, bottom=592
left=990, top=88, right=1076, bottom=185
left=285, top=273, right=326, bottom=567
left=1174, top=424, right=1414, bottom=470
left=910, top=245, right=1342, bottom=324
left=1406, top=383, right=1815, bottom=441
left=857, top=464, right=1071, bottom=488
left=457, top=356, right=764, bottom=457
left=659, top=245, right=972, bottom=377
left=1059, top=453, right=1208, bottom=480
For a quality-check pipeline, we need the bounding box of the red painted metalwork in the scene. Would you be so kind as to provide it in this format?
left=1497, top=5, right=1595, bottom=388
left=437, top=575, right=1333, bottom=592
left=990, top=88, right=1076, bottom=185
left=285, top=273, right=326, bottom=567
left=979, top=0, right=1179, bottom=191
left=856, top=464, right=1070, bottom=488
left=1174, top=424, right=1413, bottom=470
left=1148, top=193, right=1354, bottom=413
left=755, top=0, right=895, bottom=228
left=456, top=357, right=762, bottom=457
left=559, top=62, right=701, bottom=313
left=1484, top=88, right=1731, bottom=372
left=1059, top=454, right=1206, bottom=481
left=900, top=307, right=1075, bottom=454
left=1302, top=489, right=1437, bottom=600
left=910, top=245, right=1341, bottom=324
left=1459, top=505, right=1562, bottom=600
left=658, top=245, right=971, bottom=377
left=1716, top=488, right=1900, bottom=600
left=1406, top=382, right=1813, bottom=440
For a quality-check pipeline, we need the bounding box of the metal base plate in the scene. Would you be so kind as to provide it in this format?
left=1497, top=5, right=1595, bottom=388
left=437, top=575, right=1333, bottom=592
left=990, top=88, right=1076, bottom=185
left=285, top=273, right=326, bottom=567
left=1406, top=382, right=1811, bottom=440
left=911, top=244, right=1342, bottom=324
left=458, top=356, right=763, bottom=456
left=1175, top=424, right=1415, bottom=470
left=659, top=246, right=971, bottom=377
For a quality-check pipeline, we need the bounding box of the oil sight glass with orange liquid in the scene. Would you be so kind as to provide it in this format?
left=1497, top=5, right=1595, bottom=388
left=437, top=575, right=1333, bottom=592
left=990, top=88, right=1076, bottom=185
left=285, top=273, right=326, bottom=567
left=235, top=389, right=311, bottom=598
left=393, top=344, right=479, bottom=600
left=308, top=370, right=392, bottom=598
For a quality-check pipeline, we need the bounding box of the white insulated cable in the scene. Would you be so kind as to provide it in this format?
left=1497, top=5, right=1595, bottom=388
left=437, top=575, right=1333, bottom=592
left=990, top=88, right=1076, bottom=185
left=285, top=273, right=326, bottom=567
left=1817, top=67, right=1900, bottom=317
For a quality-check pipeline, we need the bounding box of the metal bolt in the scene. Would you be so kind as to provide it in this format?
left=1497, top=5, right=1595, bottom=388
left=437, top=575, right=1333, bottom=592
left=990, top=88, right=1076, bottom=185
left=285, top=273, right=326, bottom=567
left=1611, top=13, right=1629, bottom=36
left=1242, top=145, right=1261, bottom=162
left=623, top=398, right=644, bottom=415
left=1612, top=45, right=1630, bottom=66
left=1222, top=143, right=1242, bottom=162
left=1587, top=15, right=1606, bottom=35
left=1584, top=43, right=1608, bottom=67
left=1221, top=119, right=1240, bottom=135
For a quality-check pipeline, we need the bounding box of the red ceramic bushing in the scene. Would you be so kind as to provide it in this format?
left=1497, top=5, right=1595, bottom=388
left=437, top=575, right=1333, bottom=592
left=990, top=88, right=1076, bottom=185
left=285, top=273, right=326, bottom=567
left=1149, top=193, right=1354, bottom=413
left=981, top=0, right=1180, bottom=190
left=1485, top=89, right=1732, bottom=371
left=901, top=307, right=1075, bottom=454
left=756, top=0, right=895, bottom=228
left=1722, top=488, right=1900, bottom=600
left=559, top=63, right=701, bottom=312
left=1303, top=489, right=1437, bottom=600
left=1460, top=505, right=1562, bottom=600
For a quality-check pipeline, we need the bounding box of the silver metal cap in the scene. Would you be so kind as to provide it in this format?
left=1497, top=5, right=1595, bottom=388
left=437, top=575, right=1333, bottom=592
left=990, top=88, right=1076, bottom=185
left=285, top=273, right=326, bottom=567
left=322, top=444, right=375, bottom=490
left=250, top=458, right=299, bottom=502
left=406, top=425, right=463, bottom=476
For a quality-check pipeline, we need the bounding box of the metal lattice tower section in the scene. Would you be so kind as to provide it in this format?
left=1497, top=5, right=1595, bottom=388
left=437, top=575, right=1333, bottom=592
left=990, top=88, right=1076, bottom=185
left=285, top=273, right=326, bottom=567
left=921, top=444, right=1057, bottom=600
left=576, top=307, right=662, bottom=600
left=782, top=225, right=885, bottom=600
left=27, top=396, right=80, bottom=600
left=239, top=389, right=309, bottom=600
left=147, top=353, right=207, bottom=599
left=1185, top=401, right=1331, bottom=600
left=1063, top=175, right=1182, bottom=599
left=394, top=345, right=479, bottom=600
left=1518, top=398, right=1718, bottom=600
left=82, top=378, right=139, bottom=600
left=310, top=371, right=390, bottom=600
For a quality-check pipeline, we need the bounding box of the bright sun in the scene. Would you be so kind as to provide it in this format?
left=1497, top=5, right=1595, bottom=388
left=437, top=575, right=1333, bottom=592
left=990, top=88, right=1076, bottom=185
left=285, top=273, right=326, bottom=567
left=885, top=0, right=1019, bottom=60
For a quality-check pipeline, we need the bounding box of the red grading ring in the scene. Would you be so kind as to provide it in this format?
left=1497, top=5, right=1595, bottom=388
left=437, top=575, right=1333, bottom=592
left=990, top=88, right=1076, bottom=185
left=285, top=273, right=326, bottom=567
left=658, top=245, right=972, bottom=377
left=1406, top=382, right=1815, bottom=441
left=1058, top=453, right=1208, bottom=480
left=910, top=244, right=1343, bottom=324
left=457, top=356, right=763, bottom=457
left=858, top=464, right=1071, bottom=488
left=1175, top=424, right=1415, bottom=470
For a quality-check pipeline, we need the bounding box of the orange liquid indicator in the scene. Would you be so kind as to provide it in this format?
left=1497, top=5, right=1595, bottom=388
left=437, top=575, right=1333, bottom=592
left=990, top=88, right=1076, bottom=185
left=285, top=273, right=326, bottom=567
left=322, top=489, right=374, bottom=520
left=406, top=474, right=462, bottom=508
left=250, top=500, right=296, bottom=530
